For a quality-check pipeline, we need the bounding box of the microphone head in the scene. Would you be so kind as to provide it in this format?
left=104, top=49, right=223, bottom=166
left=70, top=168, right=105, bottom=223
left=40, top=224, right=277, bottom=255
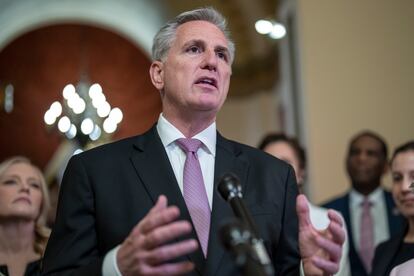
left=218, top=173, right=243, bottom=201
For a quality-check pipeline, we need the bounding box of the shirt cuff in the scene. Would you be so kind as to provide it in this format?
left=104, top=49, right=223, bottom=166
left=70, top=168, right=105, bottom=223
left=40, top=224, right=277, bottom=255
left=102, top=245, right=122, bottom=276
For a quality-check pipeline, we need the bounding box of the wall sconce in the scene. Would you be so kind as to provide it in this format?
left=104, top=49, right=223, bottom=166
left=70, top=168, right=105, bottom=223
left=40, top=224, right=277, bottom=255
left=255, top=19, right=286, bottom=39
left=0, top=83, right=14, bottom=113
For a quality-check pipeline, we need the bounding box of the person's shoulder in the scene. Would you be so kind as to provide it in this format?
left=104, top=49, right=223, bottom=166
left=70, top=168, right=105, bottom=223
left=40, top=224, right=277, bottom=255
left=376, top=233, right=401, bottom=254
left=321, top=192, right=349, bottom=209
left=68, top=129, right=153, bottom=171
left=382, top=188, right=394, bottom=198
left=81, top=135, right=140, bottom=160
left=219, top=136, right=289, bottom=168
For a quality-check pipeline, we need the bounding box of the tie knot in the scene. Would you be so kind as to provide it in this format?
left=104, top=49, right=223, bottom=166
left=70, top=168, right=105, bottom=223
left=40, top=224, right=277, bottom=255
left=176, top=138, right=202, bottom=154
left=361, top=197, right=373, bottom=208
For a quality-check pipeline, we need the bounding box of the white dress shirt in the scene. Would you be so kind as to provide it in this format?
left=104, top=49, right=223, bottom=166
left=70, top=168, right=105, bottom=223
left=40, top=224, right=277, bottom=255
left=103, top=114, right=216, bottom=275
left=156, top=113, right=216, bottom=209
left=349, top=187, right=390, bottom=251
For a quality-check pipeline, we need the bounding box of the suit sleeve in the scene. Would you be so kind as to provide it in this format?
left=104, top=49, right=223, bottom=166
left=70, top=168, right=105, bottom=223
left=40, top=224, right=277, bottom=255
left=272, top=166, right=301, bottom=275
left=42, top=155, right=103, bottom=275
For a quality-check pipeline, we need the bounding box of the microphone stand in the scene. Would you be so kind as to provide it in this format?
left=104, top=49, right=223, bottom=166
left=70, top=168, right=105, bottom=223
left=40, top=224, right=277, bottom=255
left=218, top=173, right=274, bottom=276
left=219, top=219, right=272, bottom=276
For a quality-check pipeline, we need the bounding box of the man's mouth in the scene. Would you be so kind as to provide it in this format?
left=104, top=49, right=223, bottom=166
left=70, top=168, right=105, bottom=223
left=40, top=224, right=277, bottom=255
left=195, top=77, right=217, bottom=89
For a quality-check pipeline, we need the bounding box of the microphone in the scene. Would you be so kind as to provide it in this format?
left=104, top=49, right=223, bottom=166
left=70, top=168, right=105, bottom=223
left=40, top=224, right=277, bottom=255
left=218, top=173, right=274, bottom=276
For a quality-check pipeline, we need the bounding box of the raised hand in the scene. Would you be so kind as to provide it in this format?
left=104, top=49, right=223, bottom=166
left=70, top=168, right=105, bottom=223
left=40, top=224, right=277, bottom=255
left=297, top=194, right=345, bottom=276
left=117, top=195, right=199, bottom=276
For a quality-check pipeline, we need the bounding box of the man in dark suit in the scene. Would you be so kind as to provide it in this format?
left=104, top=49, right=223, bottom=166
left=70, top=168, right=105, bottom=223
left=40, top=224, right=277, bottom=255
left=43, top=7, right=344, bottom=275
left=323, top=131, right=404, bottom=276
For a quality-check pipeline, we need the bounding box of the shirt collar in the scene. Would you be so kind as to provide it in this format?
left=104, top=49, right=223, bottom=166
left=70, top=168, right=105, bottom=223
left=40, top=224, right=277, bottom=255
left=156, top=113, right=216, bottom=156
left=350, top=186, right=383, bottom=206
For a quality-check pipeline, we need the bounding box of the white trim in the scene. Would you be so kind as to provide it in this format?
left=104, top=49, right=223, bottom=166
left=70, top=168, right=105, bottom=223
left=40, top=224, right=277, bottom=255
left=0, top=0, right=166, bottom=55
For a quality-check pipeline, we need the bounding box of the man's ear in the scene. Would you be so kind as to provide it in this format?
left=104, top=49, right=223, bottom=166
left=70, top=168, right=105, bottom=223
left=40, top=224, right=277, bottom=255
left=149, top=61, right=164, bottom=90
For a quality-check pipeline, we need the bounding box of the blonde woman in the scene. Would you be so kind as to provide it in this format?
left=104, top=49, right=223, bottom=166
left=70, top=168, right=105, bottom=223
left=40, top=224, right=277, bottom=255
left=0, top=156, right=50, bottom=276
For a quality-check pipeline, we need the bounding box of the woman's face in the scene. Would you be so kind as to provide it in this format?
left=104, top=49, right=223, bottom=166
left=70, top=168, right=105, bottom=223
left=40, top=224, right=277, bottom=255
left=0, top=162, right=43, bottom=221
left=264, top=141, right=305, bottom=187
left=391, top=150, right=414, bottom=219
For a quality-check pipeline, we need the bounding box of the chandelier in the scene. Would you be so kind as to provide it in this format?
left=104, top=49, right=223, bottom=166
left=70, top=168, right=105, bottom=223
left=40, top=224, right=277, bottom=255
left=44, top=79, right=123, bottom=147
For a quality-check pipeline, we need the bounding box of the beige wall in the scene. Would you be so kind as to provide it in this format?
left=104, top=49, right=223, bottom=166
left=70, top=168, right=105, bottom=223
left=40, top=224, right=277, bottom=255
left=217, top=91, right=281, bottom=147
left=295, top=1, right=414, bottom=203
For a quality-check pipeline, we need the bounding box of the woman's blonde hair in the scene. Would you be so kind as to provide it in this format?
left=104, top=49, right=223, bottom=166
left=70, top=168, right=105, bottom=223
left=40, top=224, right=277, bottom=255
left=0, top=156, right=51, bottom=255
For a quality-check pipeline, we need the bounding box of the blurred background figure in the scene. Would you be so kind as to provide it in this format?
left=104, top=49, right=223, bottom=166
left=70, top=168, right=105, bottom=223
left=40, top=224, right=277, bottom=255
left=323, top=131, right=405, bottom=276
left=0, top=156, right=50, bottom=276
left=258, top=132, right=351, bottom=276
left=371, top=141, right=414, bottom=276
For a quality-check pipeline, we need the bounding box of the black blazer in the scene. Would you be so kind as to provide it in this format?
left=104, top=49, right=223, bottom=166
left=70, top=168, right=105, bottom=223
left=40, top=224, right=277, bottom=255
left=323, top=191, right=404, bottom=276
left=43, top=125, right=301, bottom=275
left=370, top=226, right=408, bottom=276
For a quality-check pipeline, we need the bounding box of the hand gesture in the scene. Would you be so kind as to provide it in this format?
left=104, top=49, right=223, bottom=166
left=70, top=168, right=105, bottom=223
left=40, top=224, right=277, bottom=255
left=297, top=194, right=345, bottom=276
left=117, top=195, right=198, bottom=275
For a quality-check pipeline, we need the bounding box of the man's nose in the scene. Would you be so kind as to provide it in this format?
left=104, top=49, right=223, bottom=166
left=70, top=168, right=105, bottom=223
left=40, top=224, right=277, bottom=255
left=201, top=50, right=218, bottom=71
left=357, top=151, right=369, bottom=162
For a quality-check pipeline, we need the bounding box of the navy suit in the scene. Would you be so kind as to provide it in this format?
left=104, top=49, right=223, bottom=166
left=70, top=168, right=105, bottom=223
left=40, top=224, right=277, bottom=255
left=43, top=125, right=301, bottom=275
left=323, top=191, right=404, bottom=276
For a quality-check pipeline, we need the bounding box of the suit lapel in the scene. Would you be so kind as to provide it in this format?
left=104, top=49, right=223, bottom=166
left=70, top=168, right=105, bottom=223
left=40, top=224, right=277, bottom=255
left=129, top=126, right=205, bottom=274
left=205, top=133, right=249, bottom=276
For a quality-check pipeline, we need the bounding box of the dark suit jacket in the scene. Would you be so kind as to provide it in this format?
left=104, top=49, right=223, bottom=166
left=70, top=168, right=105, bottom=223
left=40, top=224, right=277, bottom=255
left=323, top=191, right=404, bottom=276
left=370, top=227, right=408, bottom=276
left=43, top=125, right=301, bottom=275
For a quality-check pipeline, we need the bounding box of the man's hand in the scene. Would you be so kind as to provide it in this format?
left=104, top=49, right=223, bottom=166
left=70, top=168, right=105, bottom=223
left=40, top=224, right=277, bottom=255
left=297, top=194, right=345, bottom=276
left=117, top=195, right=199, bottom=276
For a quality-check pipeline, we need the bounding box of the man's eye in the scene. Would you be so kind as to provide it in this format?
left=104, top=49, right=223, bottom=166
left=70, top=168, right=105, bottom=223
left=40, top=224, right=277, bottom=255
left=217, top=51, right=228, bottom=61
left=187, top=46, right=201, bottom=53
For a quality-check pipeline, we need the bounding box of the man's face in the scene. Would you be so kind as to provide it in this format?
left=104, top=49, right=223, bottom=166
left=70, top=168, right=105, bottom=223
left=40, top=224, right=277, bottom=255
left=150, top=20, right=232, bottom=120
left=346, top=135, right=387, bottom=188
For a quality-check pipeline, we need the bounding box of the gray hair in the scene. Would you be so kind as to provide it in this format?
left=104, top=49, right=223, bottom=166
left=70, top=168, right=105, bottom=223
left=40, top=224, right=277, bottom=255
left=152, top=7, right=235, bottom=63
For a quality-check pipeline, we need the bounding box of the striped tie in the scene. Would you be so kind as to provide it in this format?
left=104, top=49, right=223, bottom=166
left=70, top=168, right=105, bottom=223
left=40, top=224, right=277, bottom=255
left=360, top=198, right=374, bottom=273
left=176, top=138, right=211, bottom=257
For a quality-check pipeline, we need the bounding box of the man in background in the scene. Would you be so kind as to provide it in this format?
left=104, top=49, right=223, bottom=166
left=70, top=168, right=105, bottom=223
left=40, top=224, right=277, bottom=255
left=323, top=130, right=404, bottom=276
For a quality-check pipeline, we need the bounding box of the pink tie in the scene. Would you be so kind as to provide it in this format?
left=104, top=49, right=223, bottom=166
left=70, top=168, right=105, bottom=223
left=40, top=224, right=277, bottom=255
left=176, top=138, right=211, bottom=257
left=360, top=197, right=374, bottom=273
